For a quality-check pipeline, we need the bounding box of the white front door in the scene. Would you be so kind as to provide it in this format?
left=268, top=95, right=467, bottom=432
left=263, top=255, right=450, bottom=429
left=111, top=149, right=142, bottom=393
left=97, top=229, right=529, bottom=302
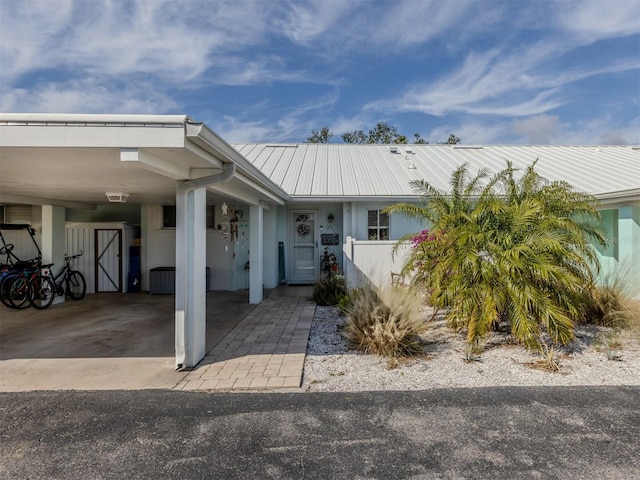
left=289, top=210, right=318, bottom=284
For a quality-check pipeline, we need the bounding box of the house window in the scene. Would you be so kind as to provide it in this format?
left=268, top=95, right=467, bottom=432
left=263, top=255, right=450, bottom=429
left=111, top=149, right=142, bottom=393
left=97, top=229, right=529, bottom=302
left=163, top=205, right=215, bottom=229
left=4, top=205, right=32, bottom=225
left=367, top=210, right=389, bottom=240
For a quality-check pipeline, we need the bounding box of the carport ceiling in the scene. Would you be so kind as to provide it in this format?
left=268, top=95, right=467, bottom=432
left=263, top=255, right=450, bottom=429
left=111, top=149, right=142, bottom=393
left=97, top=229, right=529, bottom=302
left=0, top=146, right=242, bottom=207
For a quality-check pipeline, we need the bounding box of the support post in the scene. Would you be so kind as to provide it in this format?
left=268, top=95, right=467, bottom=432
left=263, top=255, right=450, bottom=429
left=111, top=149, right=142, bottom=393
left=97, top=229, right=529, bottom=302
left=41, top=205, right=66, bottom=306
left=249, top=203, right=264, bottom=304
left=175, top=187, right=207, bottom=369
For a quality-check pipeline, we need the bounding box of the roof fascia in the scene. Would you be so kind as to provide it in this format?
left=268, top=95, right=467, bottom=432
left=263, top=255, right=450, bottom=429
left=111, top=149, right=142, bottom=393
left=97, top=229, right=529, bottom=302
left=185, top=121, right=290, bottom=203
left=0, top=113, right=189, bottom=125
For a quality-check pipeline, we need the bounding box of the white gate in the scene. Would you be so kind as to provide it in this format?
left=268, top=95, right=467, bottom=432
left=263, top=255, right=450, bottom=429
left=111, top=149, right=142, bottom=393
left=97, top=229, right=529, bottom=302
left=95, top=229, right=122, bottom=292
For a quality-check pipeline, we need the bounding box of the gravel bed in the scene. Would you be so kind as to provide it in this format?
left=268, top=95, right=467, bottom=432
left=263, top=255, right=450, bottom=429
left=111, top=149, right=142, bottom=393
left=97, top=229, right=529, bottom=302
left=302, top=306, right=640, bottom=392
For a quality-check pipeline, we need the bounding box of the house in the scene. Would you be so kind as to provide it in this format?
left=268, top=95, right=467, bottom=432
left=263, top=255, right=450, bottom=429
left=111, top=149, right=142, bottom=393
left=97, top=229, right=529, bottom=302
left=1, top=114, right=639, bottom=368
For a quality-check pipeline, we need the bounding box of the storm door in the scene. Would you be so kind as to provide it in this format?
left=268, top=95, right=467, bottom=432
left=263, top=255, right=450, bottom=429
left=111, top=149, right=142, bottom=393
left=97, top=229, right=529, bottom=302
left=95, top=229, right=122, bottom=292
left=288, top=211, right=318, bottom=284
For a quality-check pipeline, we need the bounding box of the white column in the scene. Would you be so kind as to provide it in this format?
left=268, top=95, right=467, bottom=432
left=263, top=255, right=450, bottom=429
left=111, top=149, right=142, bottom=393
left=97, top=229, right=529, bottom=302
left=41, top=205, right=66, bottom=306
left=175, top=187, right=207, bottom=369
left=249, top=203, right=264, bottom=304
left=262, top=207, right=278, bottom=289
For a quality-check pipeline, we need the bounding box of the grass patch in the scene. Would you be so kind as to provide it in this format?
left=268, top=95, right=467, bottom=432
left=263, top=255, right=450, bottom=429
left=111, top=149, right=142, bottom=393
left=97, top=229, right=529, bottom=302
left=524, top=345, right=563, bottom=373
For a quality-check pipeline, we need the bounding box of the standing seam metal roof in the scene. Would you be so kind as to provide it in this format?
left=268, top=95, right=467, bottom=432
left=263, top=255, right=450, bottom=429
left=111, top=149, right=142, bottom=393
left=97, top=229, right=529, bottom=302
left=231, top=144, right=640, bottom=199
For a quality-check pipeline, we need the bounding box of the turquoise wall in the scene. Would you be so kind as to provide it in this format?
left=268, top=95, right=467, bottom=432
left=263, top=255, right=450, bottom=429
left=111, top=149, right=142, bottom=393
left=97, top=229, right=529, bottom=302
left=598, top=206, right=640, bottom=298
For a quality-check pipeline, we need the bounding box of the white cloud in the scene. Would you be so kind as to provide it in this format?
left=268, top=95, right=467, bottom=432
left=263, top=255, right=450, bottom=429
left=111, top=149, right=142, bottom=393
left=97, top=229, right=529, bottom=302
left=512, top=115, right=563, bottom=144
left=366, top=33, right=639, bottom=119
left=275, top=0, right=355, bottom=44
left=555, top=0, right=640, bottom=42
left=0, top=77, right=177, bottom=114
left=0, top=0, right=276, bottom=83
left=510, top=114, right=640, bottom=145
left=214, top=92, right=340, bottom=142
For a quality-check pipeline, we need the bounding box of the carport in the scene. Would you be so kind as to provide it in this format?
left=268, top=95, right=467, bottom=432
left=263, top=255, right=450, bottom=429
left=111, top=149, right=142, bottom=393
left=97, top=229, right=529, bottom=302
left=0, top=291, right=257, bottom=390
left=0, top=114, right=290, bottom=369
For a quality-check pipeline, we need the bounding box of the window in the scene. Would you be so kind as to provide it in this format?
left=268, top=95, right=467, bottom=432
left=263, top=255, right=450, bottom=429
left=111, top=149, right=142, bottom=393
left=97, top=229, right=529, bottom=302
left=367, top=210, right=389, bottom=240
left=4, top=205, right=32, bottom=225
left=163, top=205, right=215, bottom=229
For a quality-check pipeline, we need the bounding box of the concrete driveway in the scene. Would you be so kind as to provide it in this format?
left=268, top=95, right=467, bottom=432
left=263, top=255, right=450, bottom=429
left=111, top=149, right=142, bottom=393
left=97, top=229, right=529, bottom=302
left=0, top=291, right=256, bottom=391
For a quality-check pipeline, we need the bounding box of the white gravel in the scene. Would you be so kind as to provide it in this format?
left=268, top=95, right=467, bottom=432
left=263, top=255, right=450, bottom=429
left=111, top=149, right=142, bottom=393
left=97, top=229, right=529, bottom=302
left=302, top=306, right=640, bottom=392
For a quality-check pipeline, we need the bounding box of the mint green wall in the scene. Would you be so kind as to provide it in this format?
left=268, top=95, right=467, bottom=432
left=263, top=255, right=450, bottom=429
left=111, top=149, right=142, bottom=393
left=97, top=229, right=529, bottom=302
left=598, top=206, right=640, bottom=298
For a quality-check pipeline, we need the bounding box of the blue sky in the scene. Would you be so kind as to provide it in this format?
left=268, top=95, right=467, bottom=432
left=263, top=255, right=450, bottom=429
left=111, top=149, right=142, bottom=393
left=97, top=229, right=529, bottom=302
left=1, top=0, right=639, bottom=144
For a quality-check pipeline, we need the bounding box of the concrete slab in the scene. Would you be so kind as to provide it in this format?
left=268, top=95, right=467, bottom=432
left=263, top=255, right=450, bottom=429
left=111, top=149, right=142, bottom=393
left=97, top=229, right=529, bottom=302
left=0, top=291, right=257, bottom=391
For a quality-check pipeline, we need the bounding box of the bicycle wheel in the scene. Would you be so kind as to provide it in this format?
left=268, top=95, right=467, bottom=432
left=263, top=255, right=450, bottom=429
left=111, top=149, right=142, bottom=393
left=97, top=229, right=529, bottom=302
left=1, top=273, right=21, bottom=308
left=66, top=271, right=86, bottom=300
left=29, top=276, right=56, bottom=310
left=9, top=276, right=32, bottom=309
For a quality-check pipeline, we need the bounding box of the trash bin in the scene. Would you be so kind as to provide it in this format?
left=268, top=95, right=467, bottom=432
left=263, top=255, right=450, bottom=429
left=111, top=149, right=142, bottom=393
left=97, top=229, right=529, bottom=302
left=149, top=267, right=210, bottom=294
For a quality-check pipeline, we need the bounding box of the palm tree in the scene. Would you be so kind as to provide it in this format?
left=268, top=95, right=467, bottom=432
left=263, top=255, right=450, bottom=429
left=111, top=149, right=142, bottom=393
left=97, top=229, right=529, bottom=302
left=385, top=162, right=605, bottom=351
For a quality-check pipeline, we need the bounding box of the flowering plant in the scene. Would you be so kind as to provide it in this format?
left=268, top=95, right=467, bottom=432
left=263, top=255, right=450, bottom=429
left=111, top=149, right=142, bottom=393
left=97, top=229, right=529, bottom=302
left=411, top=229, right=436, bottom=248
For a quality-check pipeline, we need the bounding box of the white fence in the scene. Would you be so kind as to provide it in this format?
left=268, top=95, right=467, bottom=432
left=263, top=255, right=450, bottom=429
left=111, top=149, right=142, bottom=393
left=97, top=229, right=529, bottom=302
left=342, top=236, right=411, bottom=290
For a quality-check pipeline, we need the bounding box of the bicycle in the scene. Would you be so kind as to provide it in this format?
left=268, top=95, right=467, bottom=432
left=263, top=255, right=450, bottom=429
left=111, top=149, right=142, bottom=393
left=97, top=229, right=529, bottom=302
left=28, top=251, right=86, bottom=309
left=6, top=260, right=49, bottom=309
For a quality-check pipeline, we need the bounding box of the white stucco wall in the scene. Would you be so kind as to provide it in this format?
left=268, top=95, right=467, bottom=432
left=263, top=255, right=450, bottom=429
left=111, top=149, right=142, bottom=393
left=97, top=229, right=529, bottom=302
left=343, top=237, right=411, bottom=290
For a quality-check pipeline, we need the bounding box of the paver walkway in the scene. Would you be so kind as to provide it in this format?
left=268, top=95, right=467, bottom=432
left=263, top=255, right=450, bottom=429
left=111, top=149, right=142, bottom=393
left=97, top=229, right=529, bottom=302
left=175, top=287, right=316, bottom=391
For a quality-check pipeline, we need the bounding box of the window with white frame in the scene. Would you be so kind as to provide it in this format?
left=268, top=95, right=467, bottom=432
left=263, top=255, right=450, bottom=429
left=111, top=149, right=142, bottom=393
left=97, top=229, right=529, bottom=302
left=367, top=209, right=389, bottom=240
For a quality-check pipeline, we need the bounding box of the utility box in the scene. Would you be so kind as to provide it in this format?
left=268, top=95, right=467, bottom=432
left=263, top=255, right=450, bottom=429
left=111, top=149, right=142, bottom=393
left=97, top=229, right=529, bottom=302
left=149, top=267, right=210, bottom=294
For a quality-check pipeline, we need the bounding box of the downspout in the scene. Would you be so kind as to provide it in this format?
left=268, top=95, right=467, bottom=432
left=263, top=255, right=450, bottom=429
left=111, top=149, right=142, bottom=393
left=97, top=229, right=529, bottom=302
left=177, top=162, right=236, bottom=193
left=175, top=161, right=236, bottom=370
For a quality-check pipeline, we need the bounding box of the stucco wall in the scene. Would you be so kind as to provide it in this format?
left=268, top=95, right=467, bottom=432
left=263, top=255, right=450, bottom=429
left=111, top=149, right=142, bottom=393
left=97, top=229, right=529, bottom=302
left=343, top=237, right=411, bottom=290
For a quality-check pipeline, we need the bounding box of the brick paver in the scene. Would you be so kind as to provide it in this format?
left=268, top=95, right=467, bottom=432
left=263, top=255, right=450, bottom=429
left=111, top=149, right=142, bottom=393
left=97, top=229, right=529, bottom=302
left=177, top=287, right=315, bottom=391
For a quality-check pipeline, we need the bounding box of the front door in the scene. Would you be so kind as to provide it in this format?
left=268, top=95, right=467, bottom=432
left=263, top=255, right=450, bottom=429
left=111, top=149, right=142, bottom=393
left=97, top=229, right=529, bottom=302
left=288, top=211, right=318, bottom=284
left=95, top=229, right=122, bottom=292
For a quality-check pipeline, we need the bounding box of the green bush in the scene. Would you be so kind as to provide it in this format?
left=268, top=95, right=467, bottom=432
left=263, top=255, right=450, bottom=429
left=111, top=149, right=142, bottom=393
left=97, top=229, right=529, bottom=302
left=342, top=286, right=428, bottom=360
left=337, top=287, right=364, bottom=314
left=313, top=275, right=347, bottom=306
left=386, top=161, right=606, bottom=351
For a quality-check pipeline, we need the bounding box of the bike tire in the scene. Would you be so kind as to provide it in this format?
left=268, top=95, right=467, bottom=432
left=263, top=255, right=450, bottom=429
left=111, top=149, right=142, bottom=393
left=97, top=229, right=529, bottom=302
left=1, top=273, right=21, bottom=308
left=66, top=271, right=86, bottom=300
left=9, top=276, right=32, bottom=309
left=29, top=276, right=56, bottom=310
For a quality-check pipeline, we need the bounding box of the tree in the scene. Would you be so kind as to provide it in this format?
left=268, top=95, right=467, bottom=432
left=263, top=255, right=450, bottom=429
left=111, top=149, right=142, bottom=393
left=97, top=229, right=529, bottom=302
left=439, top=133, right=461, bottom=145
left=342, top=122, right=409, bottom=144
left=307, top=122, right=458, bottom=145
left=341, top=130, right=368, bottom=144
left=305, top=126, right=333, bottom=143
left=413, top=133, right=429, bottom=144
left=385, top=161, right=605, bottom=351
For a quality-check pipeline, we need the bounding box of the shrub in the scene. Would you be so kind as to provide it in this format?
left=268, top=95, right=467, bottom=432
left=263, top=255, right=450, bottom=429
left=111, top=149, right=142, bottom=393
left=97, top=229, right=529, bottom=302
left=580, top=269, right=640, bottom=330
left=313, top=275, right=347, bottom=306
left=386, top=161, right=606, bottom=351
left=342, top=286, right=428, bottom=360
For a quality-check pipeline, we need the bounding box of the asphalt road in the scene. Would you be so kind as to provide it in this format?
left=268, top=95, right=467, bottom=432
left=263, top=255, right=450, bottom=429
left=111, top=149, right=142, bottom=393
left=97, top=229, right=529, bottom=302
left=1, top=386, right=639, bottom=479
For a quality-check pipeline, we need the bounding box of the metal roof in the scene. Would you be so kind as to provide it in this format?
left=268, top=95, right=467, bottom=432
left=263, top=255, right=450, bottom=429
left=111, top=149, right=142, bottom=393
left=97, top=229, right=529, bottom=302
left=232, top=144, right=640, bottom=202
